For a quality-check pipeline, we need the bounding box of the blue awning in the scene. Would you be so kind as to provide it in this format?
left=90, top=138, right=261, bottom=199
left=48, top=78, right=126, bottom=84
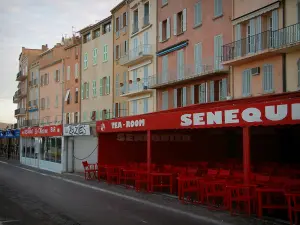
left=157, top=41, right=188, bottom=57
left=0, top=129, right=20, bottom=138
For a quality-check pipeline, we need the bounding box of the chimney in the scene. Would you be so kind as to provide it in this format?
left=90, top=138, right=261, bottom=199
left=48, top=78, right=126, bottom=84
left=42, top=44, right=48, bottom=51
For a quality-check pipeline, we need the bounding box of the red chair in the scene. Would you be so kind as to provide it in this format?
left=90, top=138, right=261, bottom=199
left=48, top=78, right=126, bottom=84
left=82, top=161, right=97, bottom=180
left=106, top=166, right=120, bottom=184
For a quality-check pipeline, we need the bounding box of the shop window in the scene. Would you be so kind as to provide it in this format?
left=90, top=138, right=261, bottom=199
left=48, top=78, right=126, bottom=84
left=41, top=137, right=62, bottom=164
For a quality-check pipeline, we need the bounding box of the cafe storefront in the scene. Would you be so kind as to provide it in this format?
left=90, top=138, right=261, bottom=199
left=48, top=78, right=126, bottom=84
left=20, top=125, right=64, bottom=173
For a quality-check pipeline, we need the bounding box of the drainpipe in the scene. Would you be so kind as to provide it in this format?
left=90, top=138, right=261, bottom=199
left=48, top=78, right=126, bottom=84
left=61, top=59, right=67, bottom=172
left=282, top=0, right=287, bottom=92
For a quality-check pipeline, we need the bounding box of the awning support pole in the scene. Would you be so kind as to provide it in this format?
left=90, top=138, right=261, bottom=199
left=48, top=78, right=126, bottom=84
left=97, top=135, right=101, bottom=181
left=147, top=130, right=151, bottom=174
left=243, top=126, right=251, bottom=184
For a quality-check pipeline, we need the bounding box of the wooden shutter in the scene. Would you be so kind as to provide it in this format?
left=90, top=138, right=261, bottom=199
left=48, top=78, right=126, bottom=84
left=173, top=14, right=177, bottom=35
left=183, top=8, right=187, bottom=32
left=190, top=85, right=195, bottom=104
left=173, top=89, right=177, bottom=108
left=159, top=21, right=162, bottom=42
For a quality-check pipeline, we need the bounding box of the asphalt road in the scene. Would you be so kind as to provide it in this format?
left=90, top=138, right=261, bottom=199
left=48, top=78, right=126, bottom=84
left=0, top=161, right=217, bottom=225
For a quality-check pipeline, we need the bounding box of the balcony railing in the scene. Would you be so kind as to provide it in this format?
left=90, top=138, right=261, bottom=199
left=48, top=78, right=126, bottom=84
left=120, top=77, right=155, bottom=96
left=148, top=57, right=227, bottom=88
left=19, top=120, right=29, bottom=128
left=15, top=108, right=26, bottom=116
left=13, top=90, right=21, bottom=103
left=16, top=71, right=26, bottom=81
left=222, top=22, right=300, bottom=62
left=132, top=21, right=139, bottom=34
left=29, top=119, right=39, bottom=127
left=119, top=44, right=153, bottom=66
left=143, top=15, right=150, bottom=27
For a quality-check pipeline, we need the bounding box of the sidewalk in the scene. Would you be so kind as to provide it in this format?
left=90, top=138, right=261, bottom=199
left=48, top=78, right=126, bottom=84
left=0, top=159, right=286, bottom=225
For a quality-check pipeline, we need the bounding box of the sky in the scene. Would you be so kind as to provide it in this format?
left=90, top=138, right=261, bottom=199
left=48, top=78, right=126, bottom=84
left=0, top=0, right=122, bottom=124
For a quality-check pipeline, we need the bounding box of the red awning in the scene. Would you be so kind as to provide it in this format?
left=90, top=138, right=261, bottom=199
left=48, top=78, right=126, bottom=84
left=97, top=92, right=300, bottom=133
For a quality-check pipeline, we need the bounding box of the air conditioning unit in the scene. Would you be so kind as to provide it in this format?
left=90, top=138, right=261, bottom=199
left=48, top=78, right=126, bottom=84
left=251, top=67, right=260, bottom=76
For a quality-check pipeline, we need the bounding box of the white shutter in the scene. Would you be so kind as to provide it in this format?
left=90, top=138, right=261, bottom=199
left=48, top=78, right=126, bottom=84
left=209, top=81, right=214, bottom=102
left=162, top=55, right=168, bottom=83
left=183, top=8, right=187, bottom=32
left=190, top=85, right=195, bottom=104
left=173, top=89, right=177, bottom=108
left=221, top=78, right=227, bottom=100
left=159, top=21, right=162, bottom=42
left=242, top=69, right=251, bottom=96
left=235, top=24, right=241, bottom=57
left=166, top=18, right=170, bottom=39
left=272, top=10, right=279, bottom=47
left=256, top=16, right=262, bottom=51
left=173, top=14, right=177, bottom=35
left=199, top=83, right=206, bottom=103
left=182, top=87, right=187, bottom=106
left=249, top=19, right=255, bottom=52
left=63, top=113, right=66, bottom=124
left=194, top=44, right=199, bottom=74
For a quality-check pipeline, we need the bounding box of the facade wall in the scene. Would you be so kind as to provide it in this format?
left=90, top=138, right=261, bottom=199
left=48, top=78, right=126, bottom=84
left=64, top=41, right=81, bottom=124
left=39, top=62, right=64, bottom=125
left=81, top=19, right=114, bottom=122
left=126, top=0, right=157, bottom=115
left=285, top=0, right=298, bottom=26
left=156, top=0, right=232, bottom=110
left=112, top=2, right=129, bottom=117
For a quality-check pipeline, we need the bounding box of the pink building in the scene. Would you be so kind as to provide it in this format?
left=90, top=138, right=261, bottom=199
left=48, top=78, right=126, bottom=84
left=153, top=0, right=232, bottom=111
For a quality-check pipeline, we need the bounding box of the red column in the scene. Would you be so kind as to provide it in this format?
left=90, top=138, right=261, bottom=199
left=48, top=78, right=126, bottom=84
left=243, top=126, right=250, bottom=184
left=147, top=130, right=152, bottom=173
left=97, top=134, right=101, bottom=181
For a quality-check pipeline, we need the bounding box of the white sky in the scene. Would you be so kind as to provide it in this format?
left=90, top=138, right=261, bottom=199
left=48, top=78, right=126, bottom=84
left=0, top=0, right=122, bottom=123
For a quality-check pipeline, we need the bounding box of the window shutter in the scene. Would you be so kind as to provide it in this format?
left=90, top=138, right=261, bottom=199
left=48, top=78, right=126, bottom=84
left=63, top=113, right=66, bottom=124
left=120, top=15, right=123, bottom=29
left=194, top=44, right=199, bottom=74
left=298, top=60, right=300, bottom=88
left=118, top=45, right=121, bottom=59
left=143, top=98, right=148, bottom=114
left=272, top=10, right=279, bottom=47
left=182, top=87, right=187, bottom=106
left=86, top=82, right=89, bottom=98
left=81, top=83, right=84, bottom=99
left=75, top=63, right=79, bottom=78
left=162, top=55, right=168, bottom=83
left=183, top=8, right=187, bottom=32
left=221, top=78, right=227, bottom=100
left=159, top=22, right=162, bottom=42
left=199, top=83, right=206, bottom=103
left=106, top=76, right=110, bottom=94
left=166, top=18, right=170, bottom=39
left=173, top=14, right=177, bottom=35
left=263, top=64, right=273, bottom=92
left=180, top=50, right=184, bottom=78
left=177, top=51, right=180, bottom=79
left=214, top=36, right=218, bottom=69
left=190, top=85, right=195, bottom=104
left=99, top=110, right=103, bottom=120
left=162, top=91, right=168, bottom=110
left=256, top=16, right=262, bottom=51
left=99, top=78, right=103, bottom=96
left=209, top=81, right=214, bottom=102
left=77, top=112, right=80, bottom=123
left=173, top=89, right=177, bottom=108
left=242, top=69, right=251, bottom=96
left=126, top=12, right=128, bottom=26
left=235, top=24, right=241, bottom=57
left=113, top=104, right=116, bottom=118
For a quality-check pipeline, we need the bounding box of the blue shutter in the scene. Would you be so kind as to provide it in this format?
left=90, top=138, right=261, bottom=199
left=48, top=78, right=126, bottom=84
left=256, top=16, right=262, bottom=51
left=162, top=91, right=168, bottom=110
left=143, top=32, right=149, bottom=54
left=162, top=55, right=168, bottom=83
left=209, top=81, right=214, bottom=102
left=143, top=65, right=148, bottom=88
left=235, top=24, right=241, bottom=57
left=221, top=78, right=227, bottom=100
left=143, top=98, right=148, bottom=114
left=173, top=89, right=177, bottom=108
left=272, top=10, right=279, bottom=47
left=263, top=64, right=273, bottom=93
left=182, top=87, right=187, bottom=106
left=249, top=19, right=255, bottom=53
left=190, top=85, right=195, bottom=104
left=199, top=83, right=206, bottom=103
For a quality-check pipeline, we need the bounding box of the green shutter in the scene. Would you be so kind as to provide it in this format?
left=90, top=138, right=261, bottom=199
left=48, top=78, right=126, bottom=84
left=81, top=83, right=84, bottom=99
left=86, top=82, right=89, bottom=98
left=99, top=78, right=103, bottom=96
left=107, top=76, right=110, bottom=94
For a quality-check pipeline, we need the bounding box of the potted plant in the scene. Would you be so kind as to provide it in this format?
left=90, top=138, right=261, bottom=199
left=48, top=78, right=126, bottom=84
left=120, top=82, right=124, bottom=87
left=136, top=77, right=141, bottom=82
left=129, top=80, right=133, bottom=84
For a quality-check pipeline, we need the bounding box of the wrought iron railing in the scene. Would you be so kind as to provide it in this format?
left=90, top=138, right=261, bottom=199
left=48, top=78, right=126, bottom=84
left=119, top=44, right=152, bottom=65
left=120, top=77, right=156, bottom=95
left=222, top=22, right=300, bottom=62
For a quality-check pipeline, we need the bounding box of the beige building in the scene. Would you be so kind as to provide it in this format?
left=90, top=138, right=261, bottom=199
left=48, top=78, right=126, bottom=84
left=111, top=0, right=130, bottom=118
left=119, top=0, right=157, bottom=116
left=28, top=59, right=40, bottom=127
left=222, top=0, right=300, bottom=99
left=79, top=16, right=113, bottom=123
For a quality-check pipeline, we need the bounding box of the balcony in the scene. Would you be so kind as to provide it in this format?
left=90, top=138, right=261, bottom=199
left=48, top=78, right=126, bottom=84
left=19, top=120, right=29, bottom=128
left=16, top=71, right=26, bottom=81
left=120, top=77, right=155, bottom=97
left=28, top=119, right=39, bottom=127
left=119, top=44, right=153, bottom=66
left=148, top=59, right=228, bottom=89
left=222, top=22, right=300, bottom=66
left=15, top=108, right=26, bottom=117
left=13, top=90, right=21, bottom=103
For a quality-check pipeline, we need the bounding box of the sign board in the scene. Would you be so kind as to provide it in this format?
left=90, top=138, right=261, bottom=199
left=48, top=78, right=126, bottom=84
left=96, top=98, right=300, bottom=133
left=21, top=125, right=62, bottom=137
left=63, top=124, right=91, bottom=136
left=0, top=129, right=20, bottom=138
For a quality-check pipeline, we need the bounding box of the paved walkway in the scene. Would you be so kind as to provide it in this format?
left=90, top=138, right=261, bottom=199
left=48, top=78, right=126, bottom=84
left=0, top=159, right=285, bottom=225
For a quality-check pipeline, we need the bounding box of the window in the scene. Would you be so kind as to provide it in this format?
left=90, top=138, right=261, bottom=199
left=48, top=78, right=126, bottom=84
left=194, top=42, right=203, bottom=74
left=199, top=83, right=206, bottom=103
left=40, top=137, right=62, bottom=163
left=214, top=34, right=223, bottom=70
left=66, top=113, right=70, bottom=124
left=173, top=87, right=186, bottom=108
left=144, top=2, right=150, bottom=26
left=160, top=18, right=170, bottom=42
left=81, top=83, right=85, bottom=99
left=93, top=48, right=98, bottom=65
left=174, top=9, right=186, bottom=35
left=55, top=94, right=59, bottom=108
left=133, top=10, right=139, bottom=34
left=162, top=91, right=168, bottom=110
left=143, top=98, right=148, bottom=114
left=214, top=0, right=222, bottom=17
left=99, top=78, right=103, bottom=96
left=44, top=73, right=49, bottom=85
left=102, top=22, right=111, bottom=34
left=123, top=12, right=127, bottom=27
left=74, top=112, right=79, bottom=123
left=116, top=17, right=120, bottom=33
left=177, top=50, right=184, bottom=79
left=194, top=1, right=202, bottom=26
left=298, top=60, right=300, bottom=89
left=242, top=69, right=251, bottom=96
left=75, top=63, right=79, bottom=78
left=85, top=82, right=89, bottom=98
left=41, top=98, right=45, bottom=109
left=84, top=53, right=88, bottom=69
left=103, top=45, right=108, bottom=62
left=162, top=0, right=168, bottom=6
left=219, top=78, right=227, bottom=100
left=67, top=66, right=70, bottom=80
left=92, top=80, right=97, bottom=97
left=65, top=89, right=71, bottom=105
left=115, top=45, right=120, bottom=59
left=75, top=88, right=79, bottom=103
left=132, top=100, right=138, bottom=115
left=263, top=64, right=273, bottom=93
left=83, top=33, right=91, bottom=43
left=93, top=28, right=100, bottom=39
